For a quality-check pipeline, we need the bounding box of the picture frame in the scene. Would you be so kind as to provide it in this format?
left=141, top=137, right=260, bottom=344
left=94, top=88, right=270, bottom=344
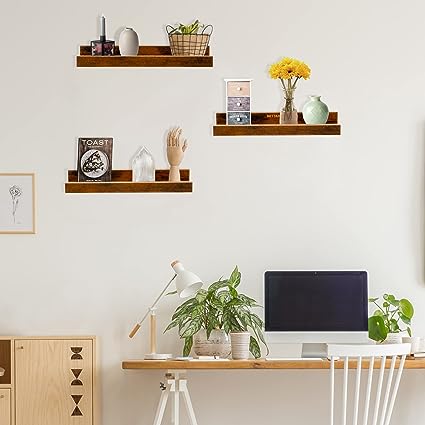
left=0, top=173, right=35, bottom=234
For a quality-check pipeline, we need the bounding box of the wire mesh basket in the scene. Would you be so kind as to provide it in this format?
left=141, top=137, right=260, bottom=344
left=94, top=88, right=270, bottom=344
left=166, top=25, right=213, bottom=56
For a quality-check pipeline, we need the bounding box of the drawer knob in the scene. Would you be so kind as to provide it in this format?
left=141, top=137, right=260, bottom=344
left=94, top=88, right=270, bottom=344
left=237, top=87, right=242, bottom=91
left=236, top=117, right=241, bottom=121
left=17, top=346, right=24, bottom=350
left=0, top=395, right=4, bottom=399
left=236, top=102, right=241, bottom=106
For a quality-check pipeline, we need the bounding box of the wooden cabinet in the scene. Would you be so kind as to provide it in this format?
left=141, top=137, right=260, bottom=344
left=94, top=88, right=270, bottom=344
left=0, top=337, right=96, bottom=425
left=0, top=389, right=11, bottom=425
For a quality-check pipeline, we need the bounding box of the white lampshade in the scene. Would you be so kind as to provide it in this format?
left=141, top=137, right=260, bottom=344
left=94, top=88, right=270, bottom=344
left=171, top=260, right=203, bottom=298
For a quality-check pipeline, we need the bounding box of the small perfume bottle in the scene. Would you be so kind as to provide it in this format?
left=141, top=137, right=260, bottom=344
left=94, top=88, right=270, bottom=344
left=91, top=15, right=115, bottom=56
left=132, top=147, right=155, bottom=182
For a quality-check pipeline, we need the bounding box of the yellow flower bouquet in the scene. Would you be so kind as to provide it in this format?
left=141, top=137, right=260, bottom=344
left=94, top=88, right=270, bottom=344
left=269, top=57, right=311, bottom=124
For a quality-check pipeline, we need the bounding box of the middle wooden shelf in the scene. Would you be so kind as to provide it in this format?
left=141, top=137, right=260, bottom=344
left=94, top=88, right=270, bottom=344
left=65, top=170, right=192, bottom=193
left=213, top=112, right=341, bottom=137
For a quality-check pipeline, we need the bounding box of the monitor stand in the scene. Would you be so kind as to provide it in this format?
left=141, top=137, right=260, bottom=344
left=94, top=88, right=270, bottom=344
left=301, top=343, right=328, bottom=358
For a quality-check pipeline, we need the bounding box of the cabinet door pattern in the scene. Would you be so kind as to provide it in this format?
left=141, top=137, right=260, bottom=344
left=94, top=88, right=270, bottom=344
left=15, top=339, right=93, bottom=425
left=71, top=395, right=83, bottom=417
left=71, top=369, right=83, bottom=386
left=70, top=347, right=83, bottom=360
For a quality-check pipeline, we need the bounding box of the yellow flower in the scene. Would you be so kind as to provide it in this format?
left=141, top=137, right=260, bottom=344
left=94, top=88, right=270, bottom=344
left=268, top=57, right=311, bottom=80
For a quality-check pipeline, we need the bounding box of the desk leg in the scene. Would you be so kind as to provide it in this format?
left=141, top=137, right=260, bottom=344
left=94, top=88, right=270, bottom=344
left=153, top=383, right=170, bottom=425
left=181, top=379, right=198, bottom=425
left=152, top=370, right=198, bottom=425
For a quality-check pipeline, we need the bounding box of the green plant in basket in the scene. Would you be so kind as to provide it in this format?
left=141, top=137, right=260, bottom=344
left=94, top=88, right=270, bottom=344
left=165, top=266, right=268, bottom=358
left=168, top=19, right=204, bottom=35
left=368, top=294, right=414, bottom=342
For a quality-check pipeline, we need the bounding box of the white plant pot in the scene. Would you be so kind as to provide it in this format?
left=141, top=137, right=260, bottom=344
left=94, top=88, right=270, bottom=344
left=230, top=332, right=250, bottom=360
left=119, top=27, right=139, bottom=56
left=402, top=336, right=420, bottom=354
left=193, top=329, right=231, bottom=358
left=383, top=333, right=403, bottom=344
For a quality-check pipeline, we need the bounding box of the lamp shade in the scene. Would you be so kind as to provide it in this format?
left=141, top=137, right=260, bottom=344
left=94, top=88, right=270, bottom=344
left=171, top=260, right=203, bottom=298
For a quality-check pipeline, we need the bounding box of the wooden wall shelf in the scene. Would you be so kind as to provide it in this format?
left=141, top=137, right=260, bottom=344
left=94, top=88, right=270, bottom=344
left=213, top=112, right=341, bottom=136
left=65, top=170, right=192, bottom=193
left=76, top=46, right=213, bottom=68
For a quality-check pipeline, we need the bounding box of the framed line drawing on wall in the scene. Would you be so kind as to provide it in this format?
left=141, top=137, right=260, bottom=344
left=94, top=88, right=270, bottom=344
left=0, top=173, right=35, bottom=234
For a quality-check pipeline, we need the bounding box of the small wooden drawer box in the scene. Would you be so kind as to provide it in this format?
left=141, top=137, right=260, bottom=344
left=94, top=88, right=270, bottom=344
left=227, top=112, right=251, bottom=125
left=226, top=81, right=251, bottom=97
left=227, top=97, right=250, bottom=111
left=225, top=79, right=253, bottom=125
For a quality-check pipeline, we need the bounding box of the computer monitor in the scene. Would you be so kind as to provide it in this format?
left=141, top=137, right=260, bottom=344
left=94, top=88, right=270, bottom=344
left=264, top=271, right=369, bottom=357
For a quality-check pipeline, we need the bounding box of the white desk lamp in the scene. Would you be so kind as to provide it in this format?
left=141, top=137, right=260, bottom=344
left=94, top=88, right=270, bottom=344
left=129, top=260, right=203, bottom=360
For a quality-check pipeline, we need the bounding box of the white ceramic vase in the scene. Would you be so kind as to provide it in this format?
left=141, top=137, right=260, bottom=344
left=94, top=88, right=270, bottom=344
left=302, top=95, right=329, bottom=124
left=119, top=27, right=139, bottom=56
left=193, top=329, right=231, bottom=358
left=230, top=332, right=250, bottom=360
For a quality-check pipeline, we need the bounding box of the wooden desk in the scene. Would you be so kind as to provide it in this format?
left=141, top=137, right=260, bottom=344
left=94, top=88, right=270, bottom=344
left=122, top=358, right=425, bottom=370
left=123, top=358, right=425, bottom=425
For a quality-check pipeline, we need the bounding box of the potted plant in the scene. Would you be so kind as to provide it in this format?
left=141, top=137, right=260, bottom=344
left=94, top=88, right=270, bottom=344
left=165, top=266, right=268, bottom=358
left=368, top=294, right=414, bottom=343
left=166, top=19, right=213, bottom=56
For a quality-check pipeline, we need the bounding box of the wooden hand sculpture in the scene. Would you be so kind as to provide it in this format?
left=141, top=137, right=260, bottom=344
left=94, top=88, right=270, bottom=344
left=166, top=127, right=188, bottom=182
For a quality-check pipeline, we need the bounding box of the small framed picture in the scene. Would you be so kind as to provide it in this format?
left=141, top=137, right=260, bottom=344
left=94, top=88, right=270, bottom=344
left=0, top=173, right=35, bottom=234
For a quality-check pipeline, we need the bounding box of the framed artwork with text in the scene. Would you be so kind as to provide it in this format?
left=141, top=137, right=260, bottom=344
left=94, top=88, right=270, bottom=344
left=0, top=173, right=35, bottom=234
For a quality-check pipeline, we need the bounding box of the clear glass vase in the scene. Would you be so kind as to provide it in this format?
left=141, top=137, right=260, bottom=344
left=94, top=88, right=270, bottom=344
left=132, top=146, right=155, bottom=182
left=280, top=87, right=298, bottom=124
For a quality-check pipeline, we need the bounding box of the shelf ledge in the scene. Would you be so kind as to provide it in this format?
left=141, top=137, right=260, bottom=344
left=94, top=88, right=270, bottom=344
left=77, top=45, right=213, bottom=68
left=213, top=112, right=341, bottom=137
left=65, top=170, right=192, bottom=193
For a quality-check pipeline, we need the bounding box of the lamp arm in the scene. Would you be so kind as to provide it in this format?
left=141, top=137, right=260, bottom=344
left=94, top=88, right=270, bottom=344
left=129, top=273, right=177, bottom=338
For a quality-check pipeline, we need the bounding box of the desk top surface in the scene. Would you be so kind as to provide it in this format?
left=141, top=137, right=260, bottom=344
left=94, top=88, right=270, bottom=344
left=122, top=358, right=425, bottom=370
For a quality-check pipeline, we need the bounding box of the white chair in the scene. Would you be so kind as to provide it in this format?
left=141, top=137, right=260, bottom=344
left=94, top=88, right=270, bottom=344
left=327, top=343, right=411, bottom=425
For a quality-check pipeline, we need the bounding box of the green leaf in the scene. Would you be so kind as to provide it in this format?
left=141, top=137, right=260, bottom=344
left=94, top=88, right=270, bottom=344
left=183, top=336, right=193, bottom=357
left=238, top=294, right=260, bottom=307
left=399, top=299, right=414, bottom=319
left=166, top=290, right=178, bottom=296
left=164, top=318, right=180, bottom=333
left=180, top=317, right=202, bottom=338
left=228, top=266, right=241, bottom=288
left=229, top=286, right=238, bottom=298
left=368, top=316, right=388, bottom=342
left=208, top=279, right=229, bottom=293
left=407, top=327, right=412, bottom=337
left=368, top=297, right=379, bottom=303
left=373, top=310, right=384, bottom=317
left=195, top=289, right=208, bottom=303
left=249, top=336, right=261, bottom=358
left=389, top=319, right=400, bottom=333
left=399, top=313, right=411, bottom=325
left=383, top=301, right=389, bottom=308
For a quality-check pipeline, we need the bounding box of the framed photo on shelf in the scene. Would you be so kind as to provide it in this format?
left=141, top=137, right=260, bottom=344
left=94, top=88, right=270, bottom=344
left=0, top=173, right=35, bottom=234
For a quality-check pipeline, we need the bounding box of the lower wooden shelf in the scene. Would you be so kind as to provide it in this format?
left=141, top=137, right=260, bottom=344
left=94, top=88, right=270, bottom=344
left=65, top=170, right=192, bottom=193
left=213, top=112, right=341, bottom=137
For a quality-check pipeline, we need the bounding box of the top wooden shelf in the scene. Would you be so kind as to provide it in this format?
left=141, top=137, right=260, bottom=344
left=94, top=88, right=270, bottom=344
left=122, top=358, right=425, bottom=370
left=76, top=45, right=213, bottom=68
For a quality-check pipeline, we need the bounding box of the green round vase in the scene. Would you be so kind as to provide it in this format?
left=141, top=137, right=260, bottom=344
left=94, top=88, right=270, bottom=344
left=302, top=95, right=329, bottom=124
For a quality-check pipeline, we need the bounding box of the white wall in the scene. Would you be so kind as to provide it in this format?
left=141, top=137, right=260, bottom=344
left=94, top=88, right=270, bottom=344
left=1, top=0, right=425, bottom=423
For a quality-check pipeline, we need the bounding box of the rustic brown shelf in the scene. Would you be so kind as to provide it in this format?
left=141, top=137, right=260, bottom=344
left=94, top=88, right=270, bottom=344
left=65, top=170, right=192, bottom=193
left=213, top=112, right=341, bottom=136
left=76, top=46, right=213, bottom=68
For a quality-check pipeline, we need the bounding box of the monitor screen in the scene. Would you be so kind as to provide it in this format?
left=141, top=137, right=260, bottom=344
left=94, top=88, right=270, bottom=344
left=265, top=271, right=368, bottom=332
